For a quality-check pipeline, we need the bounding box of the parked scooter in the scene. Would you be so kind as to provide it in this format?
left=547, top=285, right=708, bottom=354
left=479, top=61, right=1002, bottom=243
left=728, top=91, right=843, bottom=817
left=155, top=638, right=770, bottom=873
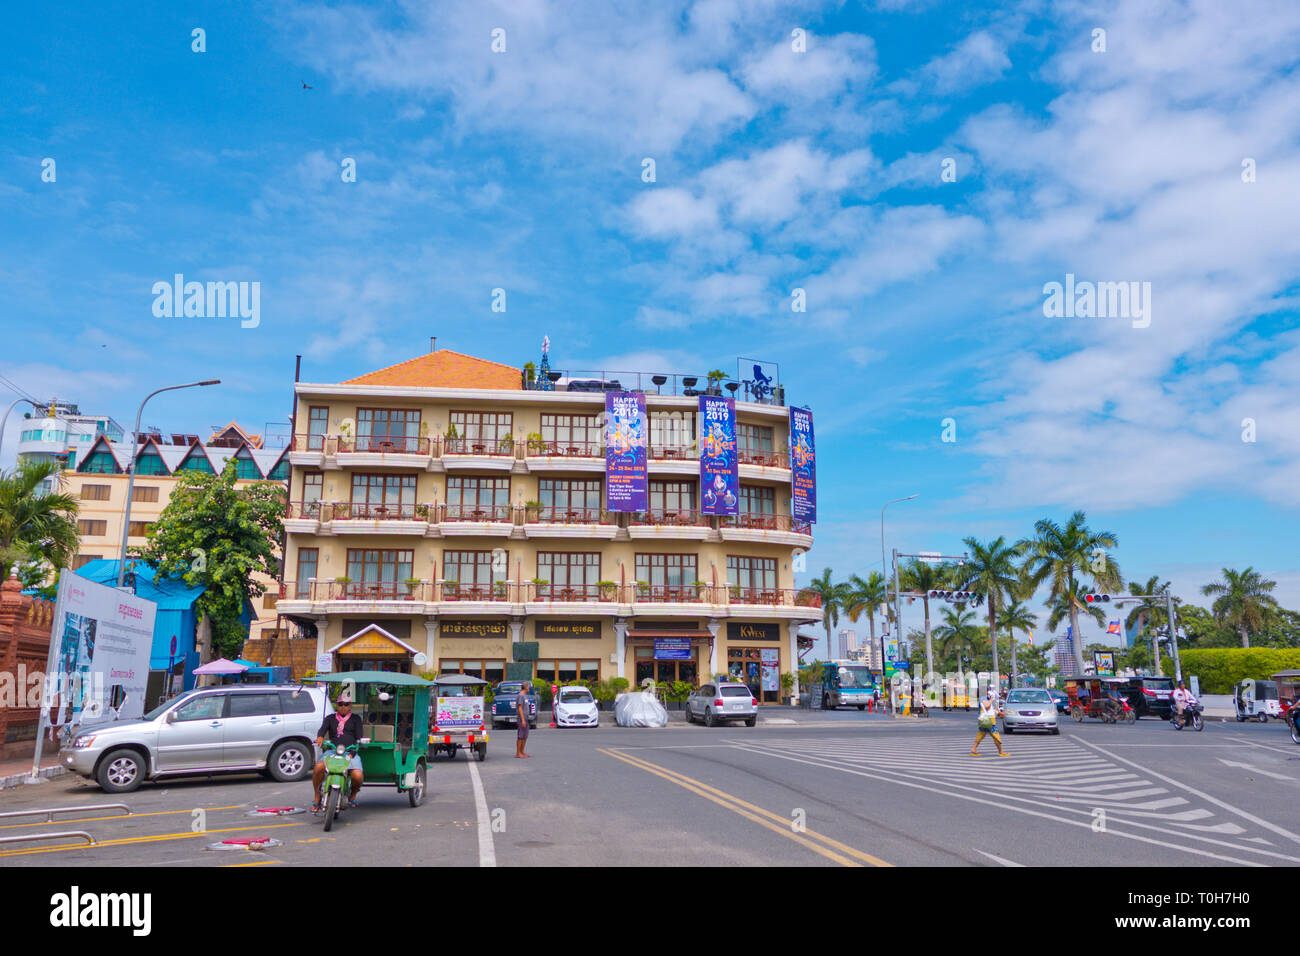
left=317, top=742, right=358, bottom=832
left=1170, top=701, right=1204, bottom=732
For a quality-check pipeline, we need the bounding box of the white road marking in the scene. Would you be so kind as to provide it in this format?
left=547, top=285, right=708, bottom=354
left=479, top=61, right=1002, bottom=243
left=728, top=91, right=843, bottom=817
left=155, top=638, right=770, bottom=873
left=976, top=849, right=1024, bottom=867
left=466, top=759, right=496, bottom=868
left=1217, top=758, right=1293, bottom=781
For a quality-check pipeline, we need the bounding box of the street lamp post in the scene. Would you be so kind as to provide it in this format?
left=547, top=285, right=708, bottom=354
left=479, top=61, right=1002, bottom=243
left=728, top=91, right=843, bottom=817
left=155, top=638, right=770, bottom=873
left=116, top=380, right=220, bottom=588
left=0, top=397, right=39, bottom=461
left=880, top=495, right=918, bottom=713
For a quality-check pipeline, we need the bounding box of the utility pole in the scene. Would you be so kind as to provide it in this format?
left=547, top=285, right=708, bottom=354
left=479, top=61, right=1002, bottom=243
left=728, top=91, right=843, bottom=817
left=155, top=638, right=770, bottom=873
left=1165, top=586, right=1182, bottom=682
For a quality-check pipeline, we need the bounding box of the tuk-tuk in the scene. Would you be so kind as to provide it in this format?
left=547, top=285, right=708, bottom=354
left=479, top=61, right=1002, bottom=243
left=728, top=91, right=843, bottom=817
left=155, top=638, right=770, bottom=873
left=429, top=674, right=490, bottom=761
left=1272, top=670, right=1300, bottom=711
left=1234, top=680, right=1282, bottom=722
left=303, top=671, right=431, bottom=807
left=1063, top=675, right=1136, bottom=724
left=942, top=676, right=971, bottom=711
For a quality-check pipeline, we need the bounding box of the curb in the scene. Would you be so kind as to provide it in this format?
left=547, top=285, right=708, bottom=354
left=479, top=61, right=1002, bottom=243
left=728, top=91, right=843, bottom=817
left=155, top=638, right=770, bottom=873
left=0, top=765, right=68, bottom=792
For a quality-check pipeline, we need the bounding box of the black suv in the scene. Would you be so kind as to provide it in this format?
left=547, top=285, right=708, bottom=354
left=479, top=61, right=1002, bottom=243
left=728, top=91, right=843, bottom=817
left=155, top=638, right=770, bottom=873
left=1118, top=677, right=1175, bottom=718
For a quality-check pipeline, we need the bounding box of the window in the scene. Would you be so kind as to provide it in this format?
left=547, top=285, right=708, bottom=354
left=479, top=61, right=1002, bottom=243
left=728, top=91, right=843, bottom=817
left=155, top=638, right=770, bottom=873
left=174, top=694, right=225, bottom=721
left=648, top=480, right=695, bottom=513
left=227, top=693, right=281, bottom=718
left=537, top=478, right=600, bottom=519
left=234, top=455, right=262, bottom=480
left=295, top=548, right=318, bottom=598
left=345, top=549, right=414, bottom=587
left=81, top=484, right=111, bottom=501
left=445, top=476, right=510, bottom=518
left=650, top=411, right=695, bottom=452
left=299, top=472, right=323, bottom=516
left=534, top=660, right=600, bottom=684
left=280, top=690, right=317, bottom=714
left=350, top=473, right=417, bottom=517
left=73, top=554, right=101, bottom=569
left=536, top=552, right=600, bottom=594
left=737, top=423, right=774, bottom=452
left=262, top=594, right=278, bottom=610
left=132, top=486, right=159, bottom=503
left=541, top=413, right=601, bottom=447
left=134, top=452, right=167, bottom=476
left=738, top=485, right=775, bottom=515
left=307, top=406, right=329, bottom=451
left=176, top=451, right=213, bottom=473
left=356, top=408, right=422, bottom=452
left=78, top=520, right=107, bottom=537
left=79, top=452, right=120, bottom=474
left=449, top=410, right=513, bottom=443
left=635, top=553, right=697, bottom=587
left=727, top=555, right=777, bottom=591
left=439, top=659, right=506, bottom=684
left=442, top=550, right=504, bottom=587
left=266, top=458, right=289, bottom=481
left=128, top=521, right=154, bottom=538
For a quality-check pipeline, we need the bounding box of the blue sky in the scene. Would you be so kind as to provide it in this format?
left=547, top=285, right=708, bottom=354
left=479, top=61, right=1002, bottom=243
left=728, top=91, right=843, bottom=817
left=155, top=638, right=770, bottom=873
left=4, top=0, right=1300, bottom=653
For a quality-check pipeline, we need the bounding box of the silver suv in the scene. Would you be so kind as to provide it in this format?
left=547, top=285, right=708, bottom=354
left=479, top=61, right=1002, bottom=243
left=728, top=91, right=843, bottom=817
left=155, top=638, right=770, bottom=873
left=685, top=682, right=758, bottom=727
left=60, top=684, right=327, bottom=793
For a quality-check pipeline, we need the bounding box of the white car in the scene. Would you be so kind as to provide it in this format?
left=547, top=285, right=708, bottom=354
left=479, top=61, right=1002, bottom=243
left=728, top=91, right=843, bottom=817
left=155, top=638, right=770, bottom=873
left=554, top=686, right=599, bottom=728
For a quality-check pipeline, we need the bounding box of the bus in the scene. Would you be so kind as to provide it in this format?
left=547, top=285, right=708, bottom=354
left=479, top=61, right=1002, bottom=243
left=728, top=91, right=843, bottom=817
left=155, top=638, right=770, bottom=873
left=821, top=660, right=877, bottom=710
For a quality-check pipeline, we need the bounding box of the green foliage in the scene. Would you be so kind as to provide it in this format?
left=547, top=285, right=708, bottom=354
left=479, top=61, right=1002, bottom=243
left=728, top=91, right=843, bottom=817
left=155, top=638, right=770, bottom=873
left=0, top=460, right=78, bottom=582
left=610, top=677, right=630, bottom=694
left=141, top=459, right=285, bottom=659
left=1200, top=567, right=1280, bottom=648
left=665, top=680, right=693, bottom=702
left=1161, top=648, right=1300, bottom=693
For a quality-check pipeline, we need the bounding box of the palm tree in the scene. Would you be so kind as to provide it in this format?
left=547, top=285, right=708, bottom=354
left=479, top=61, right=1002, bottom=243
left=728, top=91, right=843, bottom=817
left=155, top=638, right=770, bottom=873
left=959, top=536, right=1026, bottom=678
left=932, top=606, right=981, bottom=669
left=1021, top=511, right=1121, bottom=674
left=1046, top=578, right=1107, bottom=663
left=0, top=460, right=79, bottom=582
left=1125, top=575, right=1167, bottom=672
left=844, top=571, right=887, bottom=659
left=799, top=568, right=852, bottom=660
left=900, top=559, right=951, bottom=678
left=997, top=595, right=1038, bottom=688
left=1201, top=568, right=1279, bottom=648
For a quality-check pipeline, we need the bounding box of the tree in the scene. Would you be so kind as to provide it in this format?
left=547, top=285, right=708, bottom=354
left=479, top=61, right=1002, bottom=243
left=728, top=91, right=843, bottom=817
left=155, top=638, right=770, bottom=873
left=1046, top=578, right=1107, bottom=666
left=0, top=460, right=78, bottom=583
left=1021, top=511, right=1121, bottom=674
left=900, top=559, right=952, bottom=678
left=1200, top=567, right=1279, bottom=649
left=959, top=536, right=1026, bottom=677
left=844, top=571, right=887, bottom=660
left=932, top=606, right=982, bottom=671
left=1124, top=575, right=1168, bottom=673
left=997, top=595, right=1038, bottom=687
left=141, top=460, right=285, bottom=658
left=799, top=568, right=852, bottom=660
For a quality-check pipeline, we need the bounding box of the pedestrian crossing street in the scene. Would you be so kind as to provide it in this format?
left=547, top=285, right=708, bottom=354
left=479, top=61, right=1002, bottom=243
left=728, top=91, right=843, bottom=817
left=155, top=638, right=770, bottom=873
left=725, top=733, right=1300, bottom=865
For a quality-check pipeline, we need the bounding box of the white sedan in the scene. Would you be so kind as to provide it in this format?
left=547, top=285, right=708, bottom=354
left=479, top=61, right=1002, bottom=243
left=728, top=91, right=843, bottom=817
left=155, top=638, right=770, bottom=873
left=554, top=686, right=600, bottom=728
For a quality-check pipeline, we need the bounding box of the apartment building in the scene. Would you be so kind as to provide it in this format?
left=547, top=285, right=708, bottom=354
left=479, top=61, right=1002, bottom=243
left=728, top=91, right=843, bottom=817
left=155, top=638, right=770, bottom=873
left=276, top=347, right=822, bottom=701
left=61, top=422, right=289, bottom=643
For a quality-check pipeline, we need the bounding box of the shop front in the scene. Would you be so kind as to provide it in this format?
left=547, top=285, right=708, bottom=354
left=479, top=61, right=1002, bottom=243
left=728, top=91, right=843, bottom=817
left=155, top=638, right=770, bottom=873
left=437, top=619, right=511, bottom=681
left=725, top=622, right=784, bottom=703
left=329, top=623, right=420, bottom=673
left=531, top=619, right=606, bottom=685
left=627, top=622, right=708, bottom=687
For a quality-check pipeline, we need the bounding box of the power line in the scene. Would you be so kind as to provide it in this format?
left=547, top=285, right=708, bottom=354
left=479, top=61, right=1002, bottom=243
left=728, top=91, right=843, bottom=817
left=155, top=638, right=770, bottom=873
left=0, top=373, right=39, bottom=404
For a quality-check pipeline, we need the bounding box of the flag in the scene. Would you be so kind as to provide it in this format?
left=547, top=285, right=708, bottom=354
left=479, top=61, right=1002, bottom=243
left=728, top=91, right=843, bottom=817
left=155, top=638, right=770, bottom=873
left=1107, top=620, right=1121, bottom=636
left=1026, top=631, right=1034, bottom=646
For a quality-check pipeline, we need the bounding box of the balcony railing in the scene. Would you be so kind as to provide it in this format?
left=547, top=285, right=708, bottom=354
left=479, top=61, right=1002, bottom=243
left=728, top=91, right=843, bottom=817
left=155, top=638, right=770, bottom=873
left=727, top=587, right=822, bottom=608
left=521, top=369, right=788, bottom=406
left=332, top=502, right=420, bottom=521
left=439, top=582, right=512, bottom=602
left=443, top=436, right=515, bottom=457
left=528, top=583, right=610, bottom=602
left=648, top=444, right=697, bottom=461
left=524, top=439, right=603, bottom=458
left=629, top=509, right=707, bottom=527
left=532, top=506, right=613, bottom=525
left=722, top=513, right=812, bottom=534
left=441, top=503, right=514, bottom=523
left=738, top=448, right=790, bottom=468
left=304, top=580, right=431, bottom=601
left=338, top=435, right=431, bottom=455
left=286, top=501, right=322, bottom=519
left=633, top=584, right=714, bottom=604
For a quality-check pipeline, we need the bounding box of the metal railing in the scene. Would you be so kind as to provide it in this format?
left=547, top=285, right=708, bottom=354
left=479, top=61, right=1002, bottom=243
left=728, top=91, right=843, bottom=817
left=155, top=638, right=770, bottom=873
left=0, top=803, right=129, bottom=822
left=338, top=435, right=431, bottom=455
left=331, top=502, right=419, bottom=521
left=523, top=439, right=603, bottom=458
left=629, top=509, right=707, bottom=527
left=521, top=369, right=788, bottom=406
left=738, top=448, right=790, bottom=468
left=442, top=436, right=516, bottom=457
left=721, top=513, right=813, bottom=534
left=531, top=506, right=614, bottom=525
left=440, top=503, right=514, bottom=523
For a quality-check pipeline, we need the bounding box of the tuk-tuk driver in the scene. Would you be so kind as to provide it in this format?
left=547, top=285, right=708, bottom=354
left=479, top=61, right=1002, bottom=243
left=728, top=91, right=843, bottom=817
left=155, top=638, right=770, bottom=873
left=312, top=693, right=364, bottom=811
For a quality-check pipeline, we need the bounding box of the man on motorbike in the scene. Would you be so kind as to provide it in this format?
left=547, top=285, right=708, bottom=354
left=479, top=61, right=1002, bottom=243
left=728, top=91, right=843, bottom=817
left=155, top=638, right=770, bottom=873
left=1172, top=680, right=1197, bottom=728
left=312, top=693, right=364, bottom=811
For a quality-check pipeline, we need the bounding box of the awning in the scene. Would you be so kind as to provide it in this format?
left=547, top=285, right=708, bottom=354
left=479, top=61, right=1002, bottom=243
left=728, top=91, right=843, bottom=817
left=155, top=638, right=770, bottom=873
left=626, top=630, right=712, bottom=639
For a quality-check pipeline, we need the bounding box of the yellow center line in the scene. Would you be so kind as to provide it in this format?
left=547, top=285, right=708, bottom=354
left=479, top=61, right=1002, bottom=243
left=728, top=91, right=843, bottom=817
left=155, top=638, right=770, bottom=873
left=0, top=805, right=245, bottom=831
left=222, top=859, right=281, bottom=867
left=599, top=747, right=890, bottom=867
left=0, top=822, right=303, bottom=859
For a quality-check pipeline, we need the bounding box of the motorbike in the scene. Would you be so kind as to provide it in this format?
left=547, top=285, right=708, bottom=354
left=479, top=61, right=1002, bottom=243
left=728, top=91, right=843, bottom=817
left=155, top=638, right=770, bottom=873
left=317, top=742, right=358, bottom=832
left=1286, top=701, right=1300, bottom=745
left=1170, top=701, right=1204, bottom=732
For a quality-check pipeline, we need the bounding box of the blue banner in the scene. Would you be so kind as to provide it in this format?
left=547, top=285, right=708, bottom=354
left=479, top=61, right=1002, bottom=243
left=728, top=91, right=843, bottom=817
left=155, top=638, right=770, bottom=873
left=789, top=406, right=816, bottom=522
left=654, top=638, right=691, bottom=660
left=698, top=395, right=739, bottom=516
left=604, top=391, right=648, bottom=512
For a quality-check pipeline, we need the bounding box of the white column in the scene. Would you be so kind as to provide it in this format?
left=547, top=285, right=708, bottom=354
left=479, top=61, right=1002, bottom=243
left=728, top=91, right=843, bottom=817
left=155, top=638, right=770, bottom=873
left=509, top=617, right=524, bottom=644
left=314, top=617, right=330, bottom=661
left=787, top=622, right=801, bottom=702
left=707, top=618, right=721, bottom=679
left=613, top=618, right=629, bottom=679
left=423, top=617, right=438, bottom=664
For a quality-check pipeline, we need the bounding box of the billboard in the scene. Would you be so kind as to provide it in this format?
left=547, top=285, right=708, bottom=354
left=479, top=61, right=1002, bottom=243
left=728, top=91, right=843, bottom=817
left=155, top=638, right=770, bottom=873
left=698, top=395, right=739, bottom=516
left=604, top=391, right=648, bottom=512
left=46, top=572, right=157, bottom=731
left=789, top=406, right=816, bottom=522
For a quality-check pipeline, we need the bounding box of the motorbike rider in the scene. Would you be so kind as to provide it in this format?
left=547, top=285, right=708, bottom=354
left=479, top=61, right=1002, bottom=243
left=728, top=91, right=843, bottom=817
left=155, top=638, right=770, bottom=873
left=312, top=693, right=364, bottom=811
left=1172, top=680, right=1197, bottom=727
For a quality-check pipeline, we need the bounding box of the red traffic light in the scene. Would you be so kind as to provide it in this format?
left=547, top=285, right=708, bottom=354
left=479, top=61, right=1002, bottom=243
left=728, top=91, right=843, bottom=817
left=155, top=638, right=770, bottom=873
left=1084, top=593, right=1111, bottom=603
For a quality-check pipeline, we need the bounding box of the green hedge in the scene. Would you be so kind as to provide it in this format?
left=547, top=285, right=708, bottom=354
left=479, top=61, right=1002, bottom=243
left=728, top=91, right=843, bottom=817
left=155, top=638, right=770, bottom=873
left=1161, top=648, right=1300, bottom=693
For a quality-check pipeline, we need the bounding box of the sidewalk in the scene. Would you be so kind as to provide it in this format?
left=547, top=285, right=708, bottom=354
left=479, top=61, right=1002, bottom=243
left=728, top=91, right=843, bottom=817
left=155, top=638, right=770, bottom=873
left=0, top=751, right=68, bottom=791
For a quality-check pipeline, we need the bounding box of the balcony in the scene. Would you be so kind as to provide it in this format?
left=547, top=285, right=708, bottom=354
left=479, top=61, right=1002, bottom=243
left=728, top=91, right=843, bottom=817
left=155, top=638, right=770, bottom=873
left=633, top=583, right=718, bottom=604
left=626, top=508, right=711, bottom=541
left=442, top=436, right=515, bottom=457
left=521, top=368, right=788, bottom=407
left=283, top=580, right=433, bottom=602
left=727, top=587, right=822, bottom=609
left=523, top=439, right=605, bottom=473
left=338, top=435, right=431, bottom=455
left=438, top=582, right=513, bottom=603
left=738, top=448, right=790, bottom=469
left=527, top=583, right=614, bottom=603
left=523, top=506, right=618, bottom=539
left=718, top=512, right=813, bottom=546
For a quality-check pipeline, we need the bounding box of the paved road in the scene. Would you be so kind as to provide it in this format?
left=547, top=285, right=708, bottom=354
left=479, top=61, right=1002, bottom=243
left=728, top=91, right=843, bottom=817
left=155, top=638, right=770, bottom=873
left=2, top=711, right=1296, bottom=867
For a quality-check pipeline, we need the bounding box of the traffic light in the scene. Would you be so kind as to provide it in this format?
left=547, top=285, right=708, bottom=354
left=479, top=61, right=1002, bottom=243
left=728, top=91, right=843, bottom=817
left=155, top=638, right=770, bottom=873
left=929, top=589, right=975, bottom=602
left=1084, top=593, right=1111, bottom=604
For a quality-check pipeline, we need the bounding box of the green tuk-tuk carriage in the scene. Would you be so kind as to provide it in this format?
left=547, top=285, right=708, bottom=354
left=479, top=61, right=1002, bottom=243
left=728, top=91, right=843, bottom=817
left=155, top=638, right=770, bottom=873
left=304, top=671, right=433, bottom=809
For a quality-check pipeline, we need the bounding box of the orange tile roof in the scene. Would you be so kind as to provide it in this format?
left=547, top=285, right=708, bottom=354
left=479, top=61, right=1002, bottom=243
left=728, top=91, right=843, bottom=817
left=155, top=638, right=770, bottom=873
left=208, top=421, right=264, bottom=448
left=344, top=349, right=521, bottom=390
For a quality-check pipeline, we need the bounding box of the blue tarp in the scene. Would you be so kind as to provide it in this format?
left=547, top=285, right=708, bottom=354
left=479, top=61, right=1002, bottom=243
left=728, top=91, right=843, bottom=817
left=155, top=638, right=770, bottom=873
left=72, top=560, right=253, bottom=692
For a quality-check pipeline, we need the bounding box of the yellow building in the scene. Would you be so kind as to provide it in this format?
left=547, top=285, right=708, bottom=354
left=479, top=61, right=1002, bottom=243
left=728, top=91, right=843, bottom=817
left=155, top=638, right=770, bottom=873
left=275, top=348, right=821, bottom=701
left=61, top=422, right=288, bottom=644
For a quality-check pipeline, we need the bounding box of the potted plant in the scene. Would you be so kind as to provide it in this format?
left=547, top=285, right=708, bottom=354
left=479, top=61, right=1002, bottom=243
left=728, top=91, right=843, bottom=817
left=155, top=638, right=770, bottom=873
left=530, top=577, right=548, bottom=598
left=523, top=361, right=536, bottom=388
left=403, top=577, right=422, bottom=598
left=414, top=503, right=430, bottom=520
left=440, top=579, right=459, bottom=599
left=780, top=672, right=796, bottom=705
left=611, top=677, right=630, bottom=697
left=524, top=499, right=543, bottom=522
left=498, top=432, right=514, bottom=454
left=444, top=423, right=459, bottom=452
left=635, top=580, right=651, bottom=600
left=525, top=431, right=546, bottom=454
left=706, top=369, right=727, bottom=395
left=728, top=583, right=742, bottom=601
left=692, top=580, right=709, bottom=599
left=666, top=680, right=692, bottom=710
left=595, top=579, right=618, bottom=602
left=492, top=580, right=508, bottom=600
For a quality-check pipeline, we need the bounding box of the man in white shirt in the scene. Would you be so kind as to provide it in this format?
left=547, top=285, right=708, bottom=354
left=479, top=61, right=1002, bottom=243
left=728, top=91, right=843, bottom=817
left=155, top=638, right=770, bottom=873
left=1172, top=680, right=1196, bottom=722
